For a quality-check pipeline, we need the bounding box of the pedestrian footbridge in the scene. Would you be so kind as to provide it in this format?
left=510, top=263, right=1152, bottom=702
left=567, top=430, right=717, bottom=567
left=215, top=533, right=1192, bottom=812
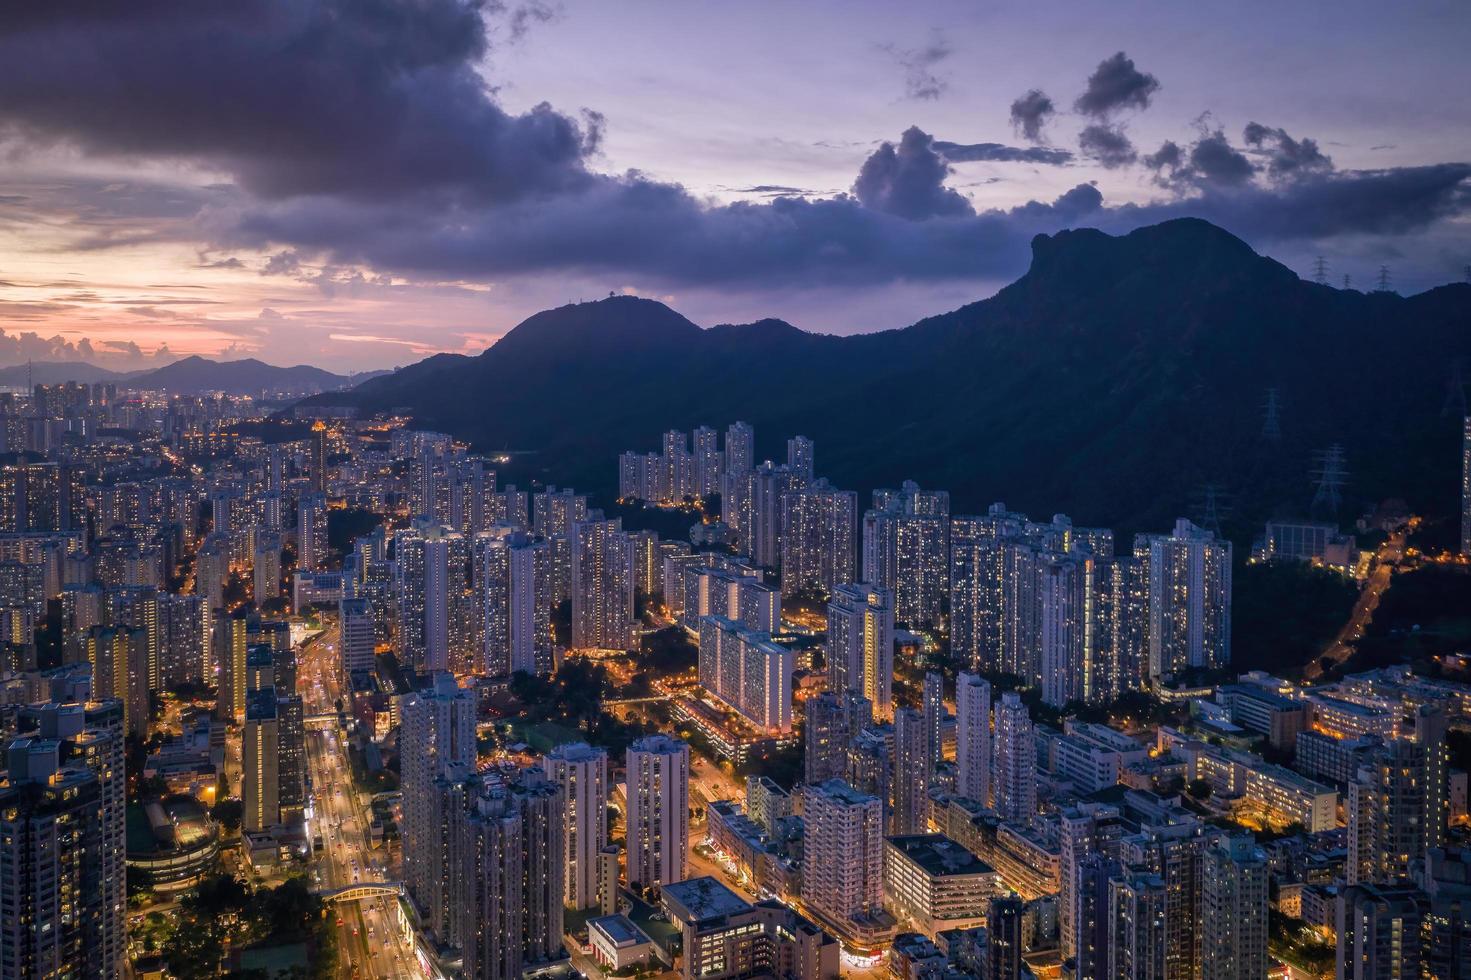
left=320, top=881, right=404, bottom=904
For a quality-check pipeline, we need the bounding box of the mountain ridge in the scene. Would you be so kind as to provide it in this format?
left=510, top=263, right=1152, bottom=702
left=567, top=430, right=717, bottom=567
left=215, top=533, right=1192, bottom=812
left=311, top=218, right=1471, bottom=537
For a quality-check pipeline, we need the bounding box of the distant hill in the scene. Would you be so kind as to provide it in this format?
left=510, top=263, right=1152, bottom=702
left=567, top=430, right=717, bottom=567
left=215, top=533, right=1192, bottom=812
left=0, top=361, right=131, bottom=386
left=305, top=218, right=1471, bottom=539
left=126, top=356, right=356, bottom=395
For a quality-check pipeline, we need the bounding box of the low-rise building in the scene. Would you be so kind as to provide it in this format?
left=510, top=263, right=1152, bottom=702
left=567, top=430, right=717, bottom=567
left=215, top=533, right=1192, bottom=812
left=661, top=877, right=839, bottom=980
left=588, top=914, right=657, bottom=971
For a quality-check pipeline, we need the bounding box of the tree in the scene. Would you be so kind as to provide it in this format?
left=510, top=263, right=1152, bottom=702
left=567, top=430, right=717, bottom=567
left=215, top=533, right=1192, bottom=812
left=212, top=798, right=244, bottom=832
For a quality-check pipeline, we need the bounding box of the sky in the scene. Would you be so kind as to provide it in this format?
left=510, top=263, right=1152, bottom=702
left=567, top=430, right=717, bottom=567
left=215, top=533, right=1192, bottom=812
left=0, top=0, right=1467, bottom=372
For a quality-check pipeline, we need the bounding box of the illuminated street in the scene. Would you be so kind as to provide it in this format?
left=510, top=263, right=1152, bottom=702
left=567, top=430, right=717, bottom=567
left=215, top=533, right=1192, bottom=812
left=299, top=625, right=422, bottom=979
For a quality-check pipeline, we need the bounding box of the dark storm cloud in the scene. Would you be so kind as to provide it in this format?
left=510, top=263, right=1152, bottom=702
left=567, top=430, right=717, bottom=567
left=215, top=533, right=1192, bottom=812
left=1009, top=90, right=1057, bottom=142
left=1078, top=125, right=1137, bottom=169
left=881, top=33, right=953, bottom=101
left=1242, top=122, right=1333, bottom=178
left=932, top=141, right=1073, bottom=165
left=1115, top=163, right=1471, bottom=241
left=1142, top=140, right=1183, bottom=172
left=0, top=0, right=598, bottom=204
left=1184, top=131, right=1257, bottom=187
left=229, top=146, right=1471, bottom=291
left=1, top=2, right=1468, bottom=297
left=852, top=127, right=972, bottom=219
left=1074, top=52, right=1160, bottom=117
left=229, top=172, right=1115, bottom=288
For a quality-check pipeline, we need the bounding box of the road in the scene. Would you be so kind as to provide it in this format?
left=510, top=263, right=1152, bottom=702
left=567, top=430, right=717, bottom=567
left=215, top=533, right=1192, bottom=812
left=299, top=624, right=423, bottom=979
left=1303, top=530, right=1403, bottom=681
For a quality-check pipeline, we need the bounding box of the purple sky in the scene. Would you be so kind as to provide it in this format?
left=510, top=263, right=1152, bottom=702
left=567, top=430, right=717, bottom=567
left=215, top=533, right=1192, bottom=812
left=0, top=0, right=1466, bottom=371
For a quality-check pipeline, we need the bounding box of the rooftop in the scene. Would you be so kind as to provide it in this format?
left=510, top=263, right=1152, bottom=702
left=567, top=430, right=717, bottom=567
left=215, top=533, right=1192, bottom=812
left=662, top=876, right=751, bottom=923
left=886, top=834, right=994, bottom=877
left=589, top=914, right=651, bottom=948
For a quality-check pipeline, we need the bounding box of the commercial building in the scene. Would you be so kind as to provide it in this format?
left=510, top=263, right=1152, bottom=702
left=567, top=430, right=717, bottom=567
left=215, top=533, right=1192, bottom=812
left=882, top=834, right=1001, bottom=939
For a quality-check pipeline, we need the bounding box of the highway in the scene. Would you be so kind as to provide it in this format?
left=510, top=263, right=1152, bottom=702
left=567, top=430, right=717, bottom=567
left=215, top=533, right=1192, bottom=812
left=299, top=624, right=423, bottom=979
left=1303, top=530, right=1404, bottom=681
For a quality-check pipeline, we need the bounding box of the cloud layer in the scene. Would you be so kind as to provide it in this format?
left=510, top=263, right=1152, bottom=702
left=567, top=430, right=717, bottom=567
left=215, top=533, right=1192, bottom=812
left=0, top=3, right=1466, bottom=318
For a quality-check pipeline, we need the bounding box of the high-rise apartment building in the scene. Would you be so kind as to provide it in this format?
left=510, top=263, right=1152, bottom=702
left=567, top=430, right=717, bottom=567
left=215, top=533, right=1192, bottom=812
left=626, top=735, right=690, bottom=888
left=253, top=531, right=282, bottom=606
left=862, top=482, right=950, bottom=629
left=242, top=686, right=280, bottom=832
left=1462, top=416, right=1471, bottom=557
left=1199, top=836, right=1268, bottom=980
left=987, top=894, right=1025, bottom=980
left=697, top=616, right=794, bottom=732
left=726, top=422, right=754, bottom=478
left=213, top=609, right=248, bottom=721
left=892, top=707, right=930, bottom=835
left=339, top=596, right=377, bottom=677
left=922, top=671, right=945, bottom=774
left=801, top=779, right=887, bottom=947
left=570, top=516, right=635, bottom=652
left=692, top=426, right=722, bottom=498
left=1135, top=519, right=1232, bottom=680
left=422, top=524, right=471, bottom=673
left=472, top=528, right=553, bottom=676
left=1335, top=882, right=1426, bottom=980
left=543, top=742, right=610, bottom=910
left=992, top=692, right=1036, bottom=826
left=298, top=491, right=328, bottom=572
left=780, top=480, right=855, bottom=598
left=786, top=435, right=815, bottom=483
left=452, top=769, right=566, bottom=980
left=0, top=736, right=117, bottom=979
left=804, top=690, right=871, bottom=785
left=400, top=673, right=477, bottom=939
left=955, top=671, right=992, bottom=805
left=826, top=584, right=895, bottom=720
left=1107, top=872, right=1168, bottom=980
left=1347, top=704, right=1449, bottom=884
left=17, top=700, right=127, bottom=978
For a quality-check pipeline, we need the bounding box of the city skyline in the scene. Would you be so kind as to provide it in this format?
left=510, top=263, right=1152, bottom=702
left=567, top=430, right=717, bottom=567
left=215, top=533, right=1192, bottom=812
left=0, top=1, right=1467, bottom=371
left=3, top=5, right=1471, bottom=980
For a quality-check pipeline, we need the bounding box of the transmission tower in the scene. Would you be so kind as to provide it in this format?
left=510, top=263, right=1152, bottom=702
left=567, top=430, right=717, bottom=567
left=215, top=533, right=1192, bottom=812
left=1261, top=387, right=1282, bottom=443
left=1443, top=358, right=1467, bottom=419
left=1190, top=483, right=1232, bottom=536
left=1376, top=265, right=1392, bottom=292
left=1312, top=256, right=1329, bottom=285
left=1310, top=444, right=1349, bottom=519
left=1342, top=273, right=1352, bottom=290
